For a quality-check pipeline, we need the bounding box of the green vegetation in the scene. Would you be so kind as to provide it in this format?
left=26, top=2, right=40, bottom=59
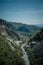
left=29, top=28, right=43, bottom=42
left=27, top=43, right=43, bottom=65
left=0, top=33, right=25, bottom=65
left=11, top=22, right=40, bottom=36
left=26, top=28, right=43, bottom=65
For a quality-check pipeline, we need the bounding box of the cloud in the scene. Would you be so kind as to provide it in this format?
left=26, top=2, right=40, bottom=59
left=27, top=19, right=43, bottom=24
left=31, top=10, right=43, bottom=14
left=23, top=9, right=43, bottom=14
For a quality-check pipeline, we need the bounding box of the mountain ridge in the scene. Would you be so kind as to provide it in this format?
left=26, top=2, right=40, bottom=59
left=0, top=18, right=40, bottom=37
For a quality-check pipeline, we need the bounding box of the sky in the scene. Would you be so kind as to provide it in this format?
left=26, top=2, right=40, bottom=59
left=0, top=0, right=43, bottom=24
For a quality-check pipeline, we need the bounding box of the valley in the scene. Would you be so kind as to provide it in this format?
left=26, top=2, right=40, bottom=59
left=0, top=19, right=43, bottom=65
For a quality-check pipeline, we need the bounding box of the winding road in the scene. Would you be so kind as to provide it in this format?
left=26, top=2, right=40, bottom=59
left=21, top=43, right=30, bottom=65
left=6, top=37, right=30, bottom=65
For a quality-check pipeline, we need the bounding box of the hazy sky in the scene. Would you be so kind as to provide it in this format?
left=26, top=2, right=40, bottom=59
left=0, top=0, right=43, bottom=24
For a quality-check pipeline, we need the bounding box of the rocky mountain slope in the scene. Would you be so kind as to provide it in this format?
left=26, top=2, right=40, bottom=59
left=0, top=19, right=20, bottom=40
left=26, top=28, right=43, bottom=65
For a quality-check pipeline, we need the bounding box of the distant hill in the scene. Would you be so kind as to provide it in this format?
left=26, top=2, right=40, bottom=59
left=36, top=24, right=43, bottom=27
left=11, top=22, right=40, bottom=36
left=0, top=19, right=40, bottom=37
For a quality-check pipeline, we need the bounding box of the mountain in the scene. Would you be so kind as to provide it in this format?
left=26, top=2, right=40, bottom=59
left=27, top=28, right=43, bottom=65
left=0, top=19, right=40, bottom=37
left=0, top=19, right=25, bottom=65
left=36, top=24, right=43, bottom=27
left=0, top=18, right=43, bottom=65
